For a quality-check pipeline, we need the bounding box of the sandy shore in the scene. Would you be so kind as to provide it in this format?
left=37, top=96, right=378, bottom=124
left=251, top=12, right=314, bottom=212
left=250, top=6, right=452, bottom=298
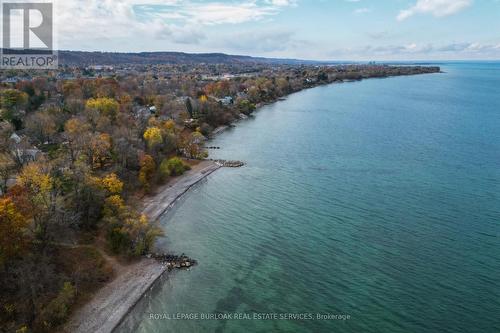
left=64, top=259, right=166, bottom=333
left=65, top=160, right=220, bottom=333
left=142, top=160, right=221, bottom=222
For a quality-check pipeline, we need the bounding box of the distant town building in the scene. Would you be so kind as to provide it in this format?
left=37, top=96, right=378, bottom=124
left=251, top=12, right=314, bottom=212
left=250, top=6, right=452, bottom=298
left=86, top=65, right=114, bottom=71
left=2, top=77, right=19, bottom=84
left=10, top=133, right=22, bottom=144
left=220, top=96, right=233, bottom=106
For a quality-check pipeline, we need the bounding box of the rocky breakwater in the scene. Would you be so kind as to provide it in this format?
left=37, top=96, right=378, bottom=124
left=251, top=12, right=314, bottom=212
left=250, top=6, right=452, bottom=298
left=150, top=253, right=197, bottom=270
left=211, top=159, right=245, bottom=167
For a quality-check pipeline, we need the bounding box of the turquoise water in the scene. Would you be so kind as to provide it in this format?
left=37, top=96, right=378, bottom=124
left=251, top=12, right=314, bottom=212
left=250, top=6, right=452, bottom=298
left=117, top=63, right=500, bottom=333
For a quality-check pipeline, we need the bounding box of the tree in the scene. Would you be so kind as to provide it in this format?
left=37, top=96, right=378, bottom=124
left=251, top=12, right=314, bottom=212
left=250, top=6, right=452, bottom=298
left=62, top=81, right=83, bottom=99
left=121, top=214, right=163, bottom=256
left=0, top=121, right=14, bottom=150
left=0, top=89, right=28, bottom=111
left=39, top=282, right=76, bottom=329
left=87, top=133, right=112, bottom=169
left=111, top=127, right=142, bottom=172
left=16, top=162, right=60, bottom=245
left=276, top=77, right=290, bottom=95
left=0, top=197, right=29, bottom=266
left=179, top=131, right=206, bottom=159
left=64, top=118, right=91, bottom=164
left=100, top=173, right=123, bottom=195
left=86, top=97, right=119, bottom=120
left=161, top=119, right=176, bottom=131
left=185, top=98, right=194, bottom=118
left=102, top=195, right=162, bottom=256
left=143, top=127, right=163, bottom=149
left=18, top=81, right=46, bottom=112
left=0, top=89, right=29, bottom=129
left=138, top=154, right=155, bottom=192
left=65, top=165, right=106, bottom=230
left=159, top=120, right=178, bottom=153
left=237, top=99, right=256, bottom=115
left=0, top=153, right=15, bottom=193
left=102, top=194, right=126, bottom=219
left=159, top=157, right=190, bottom=178
left=24, top=110, right=57, bottom=144
left=17, top=164, right=52, bottom=205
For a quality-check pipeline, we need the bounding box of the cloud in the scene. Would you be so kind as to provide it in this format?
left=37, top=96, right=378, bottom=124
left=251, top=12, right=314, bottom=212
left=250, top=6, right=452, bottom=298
left=397, top=0, right=472, bottom=21
left=153, top=2, right=284, bottom=25
left=155, top=25, right=206, bottom=44
left=325, top=41, right=500, bottom=60
left=35, top=0, right=500, bottom=61
left=264, top=0, right=297, bottom=6
left=369, top=43, right=434, bottom=54
left=55, top=0, right=295, bottom=49
left=216, top=29, right=308, bottom=53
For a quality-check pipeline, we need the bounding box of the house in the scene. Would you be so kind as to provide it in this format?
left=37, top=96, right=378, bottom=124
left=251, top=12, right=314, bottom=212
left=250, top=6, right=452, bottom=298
left=9, top=133, right=42, bottom=165
left=236, top=92, right=249, bottom=99
left=15, top=148, right=41, bottom=164
left=183, top=118, right=199, bottom=129
left=0, top=179, right=17, bottom=196
left=220, top=96, right=234, bottom=106
left=56, top=73, right=76, bottom=80
left=1, top=77, right=19, bottom=84
left=10, top=133, right=22, bottom=144
left=132, top=106, right=150, bottom=120
left=87, top=65, right=114, bottom=71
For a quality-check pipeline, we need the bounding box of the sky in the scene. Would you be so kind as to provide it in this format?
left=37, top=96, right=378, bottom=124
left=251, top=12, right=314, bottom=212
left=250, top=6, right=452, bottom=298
left=51, top=0, right=500, bottom=60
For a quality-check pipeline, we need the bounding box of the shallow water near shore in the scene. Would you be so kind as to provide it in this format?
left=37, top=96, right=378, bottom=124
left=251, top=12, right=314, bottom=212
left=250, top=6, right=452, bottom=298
left=116, top=63, right=500, bottom=333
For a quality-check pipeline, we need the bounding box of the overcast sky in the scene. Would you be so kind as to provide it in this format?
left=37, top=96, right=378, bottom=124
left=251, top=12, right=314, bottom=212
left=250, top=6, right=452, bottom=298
left=53, top=0, right=500, bottom=60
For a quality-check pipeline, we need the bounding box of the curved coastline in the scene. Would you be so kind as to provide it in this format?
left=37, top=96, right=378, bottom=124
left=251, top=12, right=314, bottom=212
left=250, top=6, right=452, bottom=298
left=64, top=68, right=442, bottom=333
left=64, top=160, right=221, bottom=333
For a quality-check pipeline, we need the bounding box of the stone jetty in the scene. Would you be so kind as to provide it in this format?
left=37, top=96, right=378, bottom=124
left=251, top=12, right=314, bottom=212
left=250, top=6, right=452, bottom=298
left=211, top=159, right=245, bottom=167
left=150, top=253, right=197, bottom=270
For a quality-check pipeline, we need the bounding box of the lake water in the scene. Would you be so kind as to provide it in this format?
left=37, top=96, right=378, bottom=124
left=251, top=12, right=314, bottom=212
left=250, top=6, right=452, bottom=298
left=117, top=63, right=500, bottom=333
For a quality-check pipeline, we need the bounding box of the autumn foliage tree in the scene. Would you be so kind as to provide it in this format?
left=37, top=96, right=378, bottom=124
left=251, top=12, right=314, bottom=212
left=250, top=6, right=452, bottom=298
left=0, top=197, right=29, bottom=266
left=102, top=194, right=162, bottom=255
left=143, top=127, right=163, bottom=149
left=88, top=133, right=112, bottom=169
left=0, top=89, right=29, bottom=129
left=159, top=157, right=190, bottom=179
left=138, top=154, right=156, bottom=192
left=24, top=109, right=58, bottom=144
left=86, top=97, right=119, bottom=120
left=179, top=131, right=206, bottom=159
left=63, top=117, right=91, bottom=164
left=16, top=163, right=54, bottom=245
left=0, top=153, right=15, bottom=193
left=100, top=173, right=123, bottom=195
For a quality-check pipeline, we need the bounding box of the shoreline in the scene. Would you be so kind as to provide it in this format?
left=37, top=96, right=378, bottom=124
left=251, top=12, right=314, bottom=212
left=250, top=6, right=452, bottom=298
left=64, top=69, right=440, bottom=333
left=65, top=160, right=221, bottom=333
left=142, top=160, right=222, bottom=222
left=210, top=68, right=442, bottom=138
